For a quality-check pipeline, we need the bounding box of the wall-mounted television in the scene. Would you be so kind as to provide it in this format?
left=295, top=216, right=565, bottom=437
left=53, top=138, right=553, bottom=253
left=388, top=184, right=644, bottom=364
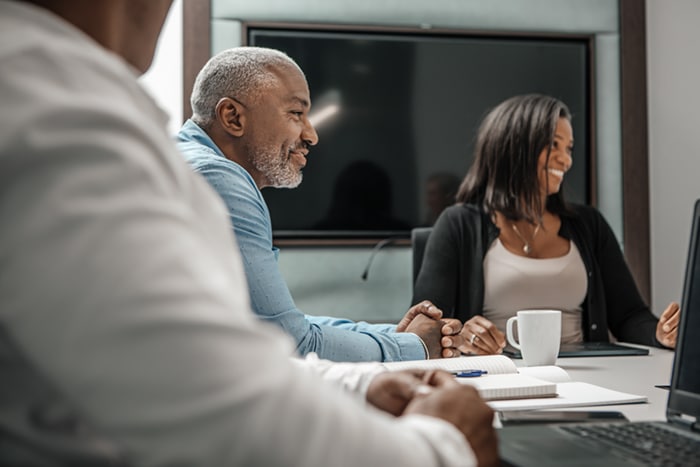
left=244, top=23, right=593, bottom=241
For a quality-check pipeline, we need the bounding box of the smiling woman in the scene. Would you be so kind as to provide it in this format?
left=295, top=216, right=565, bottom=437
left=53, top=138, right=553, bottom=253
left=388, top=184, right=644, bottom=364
left=412, top=93, right=679, bottom=357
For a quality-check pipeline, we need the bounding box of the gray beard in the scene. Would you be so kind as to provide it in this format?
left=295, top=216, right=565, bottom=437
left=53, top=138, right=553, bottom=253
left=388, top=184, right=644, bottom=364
left=250, top=146, right=303, bottom=189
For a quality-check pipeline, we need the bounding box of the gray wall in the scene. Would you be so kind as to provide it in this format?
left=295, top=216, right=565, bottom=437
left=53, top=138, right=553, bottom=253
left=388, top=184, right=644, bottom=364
left=647, top=0, right=700, bottom=314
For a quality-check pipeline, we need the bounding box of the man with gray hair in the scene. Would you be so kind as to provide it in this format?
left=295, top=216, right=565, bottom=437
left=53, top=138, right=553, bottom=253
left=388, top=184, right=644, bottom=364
left=178, top=47, right=468, bottom=362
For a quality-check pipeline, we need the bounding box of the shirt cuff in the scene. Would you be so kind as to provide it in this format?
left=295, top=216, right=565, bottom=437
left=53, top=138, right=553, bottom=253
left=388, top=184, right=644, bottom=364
left=296, top=352, right=387, bottom=402
left=389, top=332, right=429, bottom=361
left=411, top=333, right=430, bottom=359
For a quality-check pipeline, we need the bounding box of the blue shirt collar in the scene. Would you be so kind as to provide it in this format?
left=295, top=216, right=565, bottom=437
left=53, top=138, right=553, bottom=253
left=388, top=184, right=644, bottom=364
left=177, top=119, right=227, bottom=160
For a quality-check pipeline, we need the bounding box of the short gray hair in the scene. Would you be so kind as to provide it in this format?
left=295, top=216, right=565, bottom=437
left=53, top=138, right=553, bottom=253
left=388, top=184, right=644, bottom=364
left=190, top=47, right=303, bottom=128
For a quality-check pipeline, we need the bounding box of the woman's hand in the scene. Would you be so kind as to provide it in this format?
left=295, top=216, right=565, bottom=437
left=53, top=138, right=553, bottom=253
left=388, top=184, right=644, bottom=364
left=459, top=316, right=506, bottom=355
left=656, top=302, right=681, bottom=348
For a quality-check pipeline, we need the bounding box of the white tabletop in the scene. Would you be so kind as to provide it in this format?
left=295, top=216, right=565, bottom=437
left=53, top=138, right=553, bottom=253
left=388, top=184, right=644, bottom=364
left=520, top=344, right=676, bottom=421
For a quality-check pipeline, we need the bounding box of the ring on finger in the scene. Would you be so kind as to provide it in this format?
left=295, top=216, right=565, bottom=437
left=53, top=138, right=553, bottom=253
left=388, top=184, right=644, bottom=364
left=470, top=333, right=477, bottom=345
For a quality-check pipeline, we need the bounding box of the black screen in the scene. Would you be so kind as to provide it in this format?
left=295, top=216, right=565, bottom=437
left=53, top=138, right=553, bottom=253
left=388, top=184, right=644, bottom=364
left=247, top=26, right=591, bottom=238
left=675, top=201, right=700, bottom=397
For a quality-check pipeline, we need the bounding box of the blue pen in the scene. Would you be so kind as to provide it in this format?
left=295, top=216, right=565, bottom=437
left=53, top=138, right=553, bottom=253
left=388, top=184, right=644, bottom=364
left=453, top=370, right=488, bottom=378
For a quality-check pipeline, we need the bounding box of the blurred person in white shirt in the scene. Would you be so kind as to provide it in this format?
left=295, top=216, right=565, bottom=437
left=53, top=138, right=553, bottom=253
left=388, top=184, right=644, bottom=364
left=0, top=1, right=498, bottom=467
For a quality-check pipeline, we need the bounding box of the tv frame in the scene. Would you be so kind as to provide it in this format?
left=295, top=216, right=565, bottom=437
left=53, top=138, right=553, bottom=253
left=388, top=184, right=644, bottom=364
left=241, top=21, right=596, bottom=246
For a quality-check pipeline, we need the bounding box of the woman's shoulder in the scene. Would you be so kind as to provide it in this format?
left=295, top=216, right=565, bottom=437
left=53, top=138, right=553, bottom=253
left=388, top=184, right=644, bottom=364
left=437, top=203, right=486, bottom=229
left=434, top=203, right=488, bottom=239
left=443, top=203, right=484, bottom=219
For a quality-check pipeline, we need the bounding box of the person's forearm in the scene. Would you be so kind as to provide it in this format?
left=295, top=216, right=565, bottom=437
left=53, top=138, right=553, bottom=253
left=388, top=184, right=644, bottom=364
left=290, top=352, right=385, bottom=401
left=308, top=315, right=397, bottom=334
left=242, top=253, right=426, bottom=361
left=292, top=319, right=426, bottom=362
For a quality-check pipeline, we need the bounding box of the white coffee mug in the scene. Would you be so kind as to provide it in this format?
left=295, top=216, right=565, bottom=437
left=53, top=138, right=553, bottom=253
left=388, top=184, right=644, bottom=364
left=506, top=309, right=562, bottom=366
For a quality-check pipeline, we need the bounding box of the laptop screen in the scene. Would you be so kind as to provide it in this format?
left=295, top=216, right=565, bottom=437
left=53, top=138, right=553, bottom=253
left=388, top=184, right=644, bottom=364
left=669, top=199, right=700, bottom=416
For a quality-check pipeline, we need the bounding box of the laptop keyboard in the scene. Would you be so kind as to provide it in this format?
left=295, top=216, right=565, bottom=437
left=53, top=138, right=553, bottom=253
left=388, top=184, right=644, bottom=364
left=560, top=422, right=700, bottom=467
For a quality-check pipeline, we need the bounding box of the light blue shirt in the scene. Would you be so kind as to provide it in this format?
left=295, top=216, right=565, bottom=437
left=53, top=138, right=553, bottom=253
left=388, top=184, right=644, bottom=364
left=177, top=120, right=425, bottom=362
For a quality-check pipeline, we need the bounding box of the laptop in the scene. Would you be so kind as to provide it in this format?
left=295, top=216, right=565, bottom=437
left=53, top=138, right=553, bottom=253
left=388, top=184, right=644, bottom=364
left=499, top=199, right=700, bottom=467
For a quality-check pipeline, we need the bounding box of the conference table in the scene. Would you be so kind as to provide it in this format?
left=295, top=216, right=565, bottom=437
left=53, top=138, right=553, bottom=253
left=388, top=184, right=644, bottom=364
left=512, top=344, right=676, bottom=422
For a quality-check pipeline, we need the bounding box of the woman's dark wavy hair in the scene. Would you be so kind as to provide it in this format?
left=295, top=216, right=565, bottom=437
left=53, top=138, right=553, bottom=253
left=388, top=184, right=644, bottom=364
left=456, top=94, right=572, bottom=223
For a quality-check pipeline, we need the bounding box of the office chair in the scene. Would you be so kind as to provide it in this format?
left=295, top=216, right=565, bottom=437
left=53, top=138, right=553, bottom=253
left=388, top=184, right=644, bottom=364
left=411, top=227, right=433, bottom=286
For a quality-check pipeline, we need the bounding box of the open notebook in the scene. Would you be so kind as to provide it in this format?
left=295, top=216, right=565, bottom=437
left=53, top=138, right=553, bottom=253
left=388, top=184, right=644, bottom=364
left=384, top=355, right=561, bottom=400
left=383, top=355, right=646, bottom=408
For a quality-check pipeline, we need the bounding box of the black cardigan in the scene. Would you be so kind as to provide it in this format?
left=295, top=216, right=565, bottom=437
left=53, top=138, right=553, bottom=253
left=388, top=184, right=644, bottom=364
left=412, top=203, right=661, bottom=346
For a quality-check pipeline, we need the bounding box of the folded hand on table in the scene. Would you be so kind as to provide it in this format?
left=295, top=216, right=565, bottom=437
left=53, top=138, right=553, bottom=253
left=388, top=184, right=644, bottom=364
left=403, top=370, right=500, bottom=467
left=397, top=301, right=464, bottom=358
left=458, top=315, right=506, bottom=355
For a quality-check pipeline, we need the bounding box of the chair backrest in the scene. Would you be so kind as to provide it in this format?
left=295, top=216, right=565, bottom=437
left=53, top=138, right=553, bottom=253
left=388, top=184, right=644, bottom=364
left=411, top=227, right=433, bottom=285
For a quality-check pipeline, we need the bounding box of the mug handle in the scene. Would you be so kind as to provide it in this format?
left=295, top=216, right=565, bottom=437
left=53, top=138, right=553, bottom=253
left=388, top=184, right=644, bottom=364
left=506, top=316, right=520, bottom=350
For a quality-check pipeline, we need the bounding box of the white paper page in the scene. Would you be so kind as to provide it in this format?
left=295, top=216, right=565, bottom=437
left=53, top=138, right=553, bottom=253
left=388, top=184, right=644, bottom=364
left=383, top=354, right=518, bottom=374
left=518, top=365, right=572, bottom=383
left=489, top=381, right=647, bottom=411
left=458, top=373, right=557, bottom=400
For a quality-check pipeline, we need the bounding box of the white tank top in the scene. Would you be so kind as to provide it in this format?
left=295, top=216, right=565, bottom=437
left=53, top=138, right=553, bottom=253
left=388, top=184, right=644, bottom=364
left=482, top=239, right=588, bottom=344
